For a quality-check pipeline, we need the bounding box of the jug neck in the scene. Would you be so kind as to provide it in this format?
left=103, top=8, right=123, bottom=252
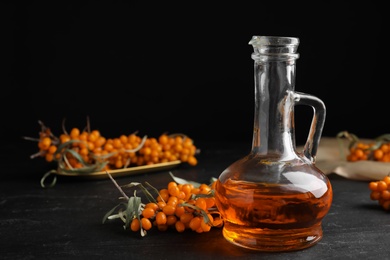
left=249, top=36, right=300, bottom=159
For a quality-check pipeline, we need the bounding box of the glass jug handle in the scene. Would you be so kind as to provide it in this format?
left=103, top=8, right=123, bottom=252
left=293, top=91, right=326, bottom=163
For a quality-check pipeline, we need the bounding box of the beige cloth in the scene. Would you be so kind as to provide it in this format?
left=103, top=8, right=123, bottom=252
left=298, top=137, right=390, bottom=181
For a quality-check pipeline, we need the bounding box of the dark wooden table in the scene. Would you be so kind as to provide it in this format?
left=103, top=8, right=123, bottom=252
left=2, top=141, right=390, bottom=259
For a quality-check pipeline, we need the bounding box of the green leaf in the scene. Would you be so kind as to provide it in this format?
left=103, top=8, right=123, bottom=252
left=124, top=194, right=142, bottom=230
left=40, top=170, right=58, bottom=188
left=102, top=202, right=127, bottom=224
left=169, top=171, right=201, bottom=188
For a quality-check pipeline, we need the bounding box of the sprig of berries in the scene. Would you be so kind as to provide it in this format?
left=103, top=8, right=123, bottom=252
left=368, top=175, right=390, bottom=211
left=102, top=172, right=223, bottom=236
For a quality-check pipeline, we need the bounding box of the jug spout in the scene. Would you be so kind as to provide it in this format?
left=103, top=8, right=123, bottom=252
left=249, top=36, right=300, bottom=59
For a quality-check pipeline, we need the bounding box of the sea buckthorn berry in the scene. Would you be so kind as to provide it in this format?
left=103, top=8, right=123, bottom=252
left=354, top=148, right=364, bottom=159
left=180, top=213, right=194, bottom=224
left=48, top=145, right=57, bottom=154
left=191, top=188, right=200, bottom=195
left=175, top=205, right=185, bottom=217
left=45, top=153, right=54, bottom=162
left=377, top=181, right=387, bottom=191
left=383, top=176, right=390, bottom=185
left=175, top=221, right=186, bottom=233
left=168, top=185, right=180, bottom=197
left=177, top=191, right=186, bottom=200
left=145, top=202, right=158, bottom=211
left=369, top=181, right=378, bottom=191
left=167, top=181, right=178, bottom=190
left=181, top=184, right=192, bottom=196
left=166, top=215, right=177, bottom=226
left=156, top=211, right=167, bottom=225
left=205, top=197, right=215, bottom=209
left=381, top=144, right=390, bottom=153
left=162, top=205, right=176, bottom=216
left=60, top=134, right=71, bottom=143
left=130, top=218, right=140, bottom=232
left=39, top=137, right=52, bottom=150
left=370, top=191, right=381, bottom=201
left=188, top=216, right=202, bottom=231
left=199, top=184, right=211, bottom=194
left=374, top=149, right=384, bottom=160
left=141, top=218, right=152, bottom=231
left=195, top=198, right=207, bottom=211
left=157, top=201, right=166, bottom=210
left=188, top=156, right=198, bottom=166
left=142, top=207, right=155, bottom=219
left=381, top=190, right=390, bottom=200
left=158, top=134, right=169, bottom=145
left=167, top=196, right=178, bottom=206
left=70, top=128, right=80, bottom=139
left=158, top=189, right=170, bottom=202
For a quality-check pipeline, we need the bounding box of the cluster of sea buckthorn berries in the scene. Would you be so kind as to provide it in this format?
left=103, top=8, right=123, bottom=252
left=337, top=131, right=390, bottom=162
left=368, top=175, right=390, bottom=211
left=129, top=181, right=223, bottom=235
left=27, top=121, right=199, bottom=171
left=347, top=142, right=390, bottom=162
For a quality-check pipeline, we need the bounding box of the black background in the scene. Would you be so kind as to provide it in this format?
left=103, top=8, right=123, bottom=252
left=3, top=1, right=388, bottom=154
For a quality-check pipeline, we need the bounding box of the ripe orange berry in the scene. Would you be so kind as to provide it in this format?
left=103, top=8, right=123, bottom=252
left=166, top=215, right=177, bottom=226
left=48, top=145, right=57, bottom=154
left=175, top=205, right=185, bottom=217
left=157, top=201, right=166, bottom=210
left=180, top=213, right=194, bottom=224
left=168, top=185, right=180, bottom=197
left=158, top=189, right=170, bottom=202
left=156, top=211, right=167, bottom=225
left=162, top=205, right=176, bottom=216
left=383, top=176, right=390, bottom=185
left=205, top=198, right=215, bottom=209
left=368, top=181, right=378, bottom=191
left=130, top=218, right=140, bottom=232
left=201, top=217, right=212, bottom=232
left=374, top=149, right=384, bottom=160
left=381, top=190, right=390, bottom=200
left=145, top=202, right=159, bottom=211
left=141, top=217, right=152, bottom=231
left=167, top=196, right=178, bottom=206
left=39, top=137, right=52, bottom=150
left=70, top=128, right=80, bottom=139
left=188, top=216, right=202, bottom=231
left=187, top=156, right=198, bottom=166
left=381, top=144, right=390, bottom=153
left=142, top=207, right=155, bottom=219
left=45, top=153, right=54, bottom=162
left=377, top=181, right=387, bottom=191
left=175, top=221, right=186, bottom=232
left=181, top=184, right=192, bottom=197
left=370, top=191, right=381, bottom=200
left=195, top=198, right=207, bottom=211
left=354, top=148, right=364, bottom=159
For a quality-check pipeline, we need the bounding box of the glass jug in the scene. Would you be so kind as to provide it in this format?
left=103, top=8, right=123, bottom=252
left=214, top=36, right=333, bottom=252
